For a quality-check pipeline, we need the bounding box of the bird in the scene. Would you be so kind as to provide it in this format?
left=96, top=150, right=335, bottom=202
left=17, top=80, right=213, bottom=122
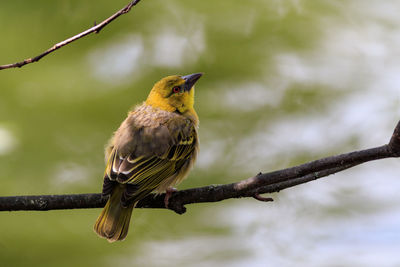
left=94, top=73, right=202, bottom=242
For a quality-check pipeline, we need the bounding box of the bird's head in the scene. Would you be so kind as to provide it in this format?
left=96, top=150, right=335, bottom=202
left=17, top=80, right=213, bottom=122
left=146, top=73, right=203, bottom=114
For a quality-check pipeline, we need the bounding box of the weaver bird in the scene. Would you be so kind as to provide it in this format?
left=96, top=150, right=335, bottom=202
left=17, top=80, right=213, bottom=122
left=94, top=73, right=202, bottom=242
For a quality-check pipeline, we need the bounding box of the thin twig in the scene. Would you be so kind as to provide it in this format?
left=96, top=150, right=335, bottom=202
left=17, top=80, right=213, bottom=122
left=0, top=0, right=142, bottom=70
left=1, top=120, right=399, bottom=214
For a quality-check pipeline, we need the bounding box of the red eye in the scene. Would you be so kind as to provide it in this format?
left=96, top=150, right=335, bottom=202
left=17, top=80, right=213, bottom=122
left=173, top=86, right=180, bottom=93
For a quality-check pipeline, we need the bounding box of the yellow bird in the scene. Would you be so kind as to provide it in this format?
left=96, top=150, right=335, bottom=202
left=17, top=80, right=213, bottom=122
left=94, top=73, right=202, bottom=242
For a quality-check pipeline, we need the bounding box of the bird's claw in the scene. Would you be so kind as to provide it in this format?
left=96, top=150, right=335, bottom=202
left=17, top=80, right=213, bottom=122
left=164, top=187, right=178, bottom=208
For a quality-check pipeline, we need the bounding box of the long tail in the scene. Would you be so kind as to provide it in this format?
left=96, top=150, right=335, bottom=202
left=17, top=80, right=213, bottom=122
left=94, top=185, right=135, bottom=242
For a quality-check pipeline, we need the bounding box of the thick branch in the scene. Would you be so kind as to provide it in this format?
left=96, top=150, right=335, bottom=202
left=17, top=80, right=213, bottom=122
left=1, top=120, right=400, bottom=214
left=0, top=0, right=142, bottom=70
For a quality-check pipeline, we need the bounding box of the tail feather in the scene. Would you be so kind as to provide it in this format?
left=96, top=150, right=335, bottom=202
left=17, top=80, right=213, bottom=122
left=94, top=185, right=135, bottom=242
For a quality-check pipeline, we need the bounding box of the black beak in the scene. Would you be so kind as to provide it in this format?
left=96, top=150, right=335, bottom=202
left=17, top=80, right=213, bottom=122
left=182, top=73, right=203, bottom=92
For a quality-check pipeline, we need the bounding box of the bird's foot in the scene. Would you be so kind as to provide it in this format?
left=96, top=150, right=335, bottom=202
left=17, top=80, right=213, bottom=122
left=164, top=187, right=178, bottom=208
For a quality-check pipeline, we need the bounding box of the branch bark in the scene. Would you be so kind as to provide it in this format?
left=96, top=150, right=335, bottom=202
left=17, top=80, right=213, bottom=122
left=1, top=120, right=399, bottom=214
left=0, top=0, right=142, bottom=70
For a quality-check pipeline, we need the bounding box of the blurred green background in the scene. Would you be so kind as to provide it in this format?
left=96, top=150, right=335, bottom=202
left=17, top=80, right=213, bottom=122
left=1, top=0, right=400, bottom=266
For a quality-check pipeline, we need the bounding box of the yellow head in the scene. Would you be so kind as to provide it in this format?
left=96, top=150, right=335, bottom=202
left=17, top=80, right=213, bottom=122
left=146, top=73, right=203, bottom=114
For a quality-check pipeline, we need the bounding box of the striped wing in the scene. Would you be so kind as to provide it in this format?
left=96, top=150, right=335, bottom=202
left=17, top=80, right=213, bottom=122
left=103, top=129, right=197, bottom=203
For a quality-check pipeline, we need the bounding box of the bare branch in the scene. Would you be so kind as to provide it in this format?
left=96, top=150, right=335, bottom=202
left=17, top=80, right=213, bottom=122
left=1, top=120, right=399, bottom=214
left=0, top=0, right=142, bottom=70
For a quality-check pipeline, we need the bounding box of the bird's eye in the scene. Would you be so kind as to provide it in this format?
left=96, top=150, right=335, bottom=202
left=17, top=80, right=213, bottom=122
left=172, top=86, right=181, bottom=93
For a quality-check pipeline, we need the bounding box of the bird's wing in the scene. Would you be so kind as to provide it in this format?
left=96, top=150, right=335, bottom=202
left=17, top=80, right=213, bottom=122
left=103, top=115, right=197, bottom=202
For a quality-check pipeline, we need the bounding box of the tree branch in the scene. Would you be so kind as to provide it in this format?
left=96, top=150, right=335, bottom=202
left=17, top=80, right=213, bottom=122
left=1, top=120, right=400, bottom=214
left=0, top=0, right=142, bottom=70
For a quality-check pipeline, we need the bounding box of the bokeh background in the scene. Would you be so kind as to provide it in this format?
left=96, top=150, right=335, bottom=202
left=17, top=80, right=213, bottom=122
left=1, top=0, right=400, bottom=266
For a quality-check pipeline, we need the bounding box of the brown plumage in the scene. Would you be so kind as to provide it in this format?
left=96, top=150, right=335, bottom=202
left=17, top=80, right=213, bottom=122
left=94, top=73, right=202, bottom=242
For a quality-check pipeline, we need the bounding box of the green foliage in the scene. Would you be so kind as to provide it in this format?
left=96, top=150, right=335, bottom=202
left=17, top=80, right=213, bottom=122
left=0, top=0, right=368, bottom=265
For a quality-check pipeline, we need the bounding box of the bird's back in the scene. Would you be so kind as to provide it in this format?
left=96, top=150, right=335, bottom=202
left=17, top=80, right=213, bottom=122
left=104, top=103, right=199, bottom=201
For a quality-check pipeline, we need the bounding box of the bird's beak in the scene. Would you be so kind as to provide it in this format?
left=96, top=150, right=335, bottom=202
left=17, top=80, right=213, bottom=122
left=182, top=73, right=203, bottom=92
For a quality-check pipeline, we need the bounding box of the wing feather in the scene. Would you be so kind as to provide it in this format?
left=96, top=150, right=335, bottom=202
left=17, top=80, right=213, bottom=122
left=103, top=122, right=198, bottom=204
